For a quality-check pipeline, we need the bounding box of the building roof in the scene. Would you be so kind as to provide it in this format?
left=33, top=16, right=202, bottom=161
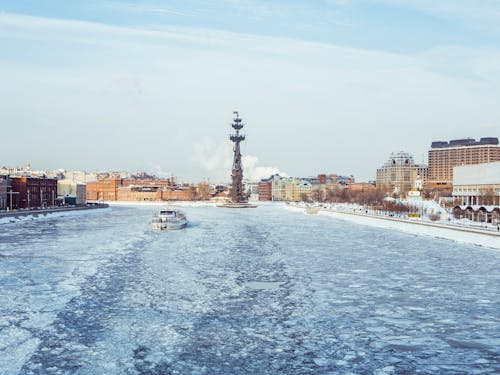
left=431, top=137, right=499, bottom=148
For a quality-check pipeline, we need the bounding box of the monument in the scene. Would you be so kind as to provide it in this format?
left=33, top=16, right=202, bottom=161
left=218, top=112, right=257, bottom=208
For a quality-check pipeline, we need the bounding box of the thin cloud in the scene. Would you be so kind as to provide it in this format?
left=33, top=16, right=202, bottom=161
left=104, top=2, right=195, bottom=17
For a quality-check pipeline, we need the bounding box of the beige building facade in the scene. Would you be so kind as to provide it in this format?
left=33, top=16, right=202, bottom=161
left=376, top=152, right=427, bottom=194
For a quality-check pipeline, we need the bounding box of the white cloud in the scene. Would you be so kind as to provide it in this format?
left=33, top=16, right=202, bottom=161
left=146, top=163, right=172, bottom=179
left=242, top=155, right=288, bottom=182
left=192, top=140, right=287, bottom=182
left=192, top=139, right=233, bottom=182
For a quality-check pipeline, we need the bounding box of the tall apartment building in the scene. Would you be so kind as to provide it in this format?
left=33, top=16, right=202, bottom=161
left=427, top=137, right=500, bottom=189
left=376, top=151, right=428, bottom=194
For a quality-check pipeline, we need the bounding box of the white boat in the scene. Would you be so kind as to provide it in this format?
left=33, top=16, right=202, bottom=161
left=151, top=209, right=188, bottom=230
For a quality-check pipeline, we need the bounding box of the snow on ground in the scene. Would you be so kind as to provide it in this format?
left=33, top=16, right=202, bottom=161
left=284, top=204, right=500, bottom=250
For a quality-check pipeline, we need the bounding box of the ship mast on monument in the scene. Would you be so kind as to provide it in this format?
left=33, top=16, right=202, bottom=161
left=218, top=111, right=257, bottom=208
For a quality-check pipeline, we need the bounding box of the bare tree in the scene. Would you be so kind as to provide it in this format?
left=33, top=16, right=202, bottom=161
left=197, top=182, right=211, bottom=201
left=311, top=188, right=324, bottom=202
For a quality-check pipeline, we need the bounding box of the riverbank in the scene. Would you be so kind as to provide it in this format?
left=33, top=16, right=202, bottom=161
left=0, top=204, right=109, bottom=219
left=285, top=204, right=500, bottom=250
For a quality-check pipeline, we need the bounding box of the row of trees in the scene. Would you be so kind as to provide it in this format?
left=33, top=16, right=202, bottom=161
left=302, top=186, right=415, bottom=214
left=305, top=186, right=390, bottom=206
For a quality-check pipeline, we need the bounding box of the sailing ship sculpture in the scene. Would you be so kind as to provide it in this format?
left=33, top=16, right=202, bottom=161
left=218, top=111, right=257, bottom=208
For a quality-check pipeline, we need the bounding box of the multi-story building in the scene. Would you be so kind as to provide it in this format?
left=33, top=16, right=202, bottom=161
left=62, top=171, right=98, bottom=183
left=258, top=179, right=272, bottom=201
left=376, top=151, right=428, bottom=194
left=428, top=137, right=500, bottom=189
left=10, top=175, right=58, bottom=209
left=452, top=161, right=500, bottom=206
left=290, top=179, right=312, bottom=202
left=271, top=175, right=289, bottom=201
left=0, top=175, right=19, bottom=210
left=245, top=181, right=260, bottom=201
left=334, top=175, right=355, bottom=186
left=58, top=180, right=87, bottom=205
left=121, top=178, right=173, bottom=188
left=86, top=177, right=197, bottom=201
left=115, top=186, right=195, bottom=201
left=349, top=182, right=377, bottom=192
left=0, top=178, right=7, bottom=210
left=86, top=177, right=121, bottom=201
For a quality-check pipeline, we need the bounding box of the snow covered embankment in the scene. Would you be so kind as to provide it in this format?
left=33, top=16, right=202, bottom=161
left=284, top=205, right=500, bottom=250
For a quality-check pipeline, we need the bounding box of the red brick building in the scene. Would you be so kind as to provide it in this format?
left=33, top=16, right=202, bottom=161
left=349, top=182, right=376, bottom=192
left=161, top=188, right=196, bottom=201
left=258, top=180, right=272, bottom=201
left=318, top=174, right=327, bottom=184
left=121, top=178, right=174, bottom=188
left=87, top=177, right=196, bottom=202
left=10, top=175, right=58, bottom=209
left=86, top=178, right=121, bottom=201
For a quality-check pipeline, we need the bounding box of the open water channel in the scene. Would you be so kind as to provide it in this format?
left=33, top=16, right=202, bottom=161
left=0, top=204, right=499, bottom=374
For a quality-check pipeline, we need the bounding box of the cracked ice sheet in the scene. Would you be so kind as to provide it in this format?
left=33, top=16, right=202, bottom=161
left=1, top=204, right=499, bottom=374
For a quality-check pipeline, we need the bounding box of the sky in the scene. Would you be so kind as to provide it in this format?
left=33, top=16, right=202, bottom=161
left=1, top=0, right=499, bottom=182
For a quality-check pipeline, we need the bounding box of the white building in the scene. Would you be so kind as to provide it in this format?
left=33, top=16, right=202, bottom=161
left=57, top=180, right=87, bottom=205
left=244, top=181, right=259, bottom=201
left=453, top=161, right=500, bottom=206
left=271, top=175, right=289, bottom=201
left=63, top=171, right=98, bottom=183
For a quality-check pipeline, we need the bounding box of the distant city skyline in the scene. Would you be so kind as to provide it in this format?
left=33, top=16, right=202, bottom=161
left=1, top=0, right=499, bottom=182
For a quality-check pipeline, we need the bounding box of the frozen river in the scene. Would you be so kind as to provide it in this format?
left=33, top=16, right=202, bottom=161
left=1, top=205, right=499, bottom=374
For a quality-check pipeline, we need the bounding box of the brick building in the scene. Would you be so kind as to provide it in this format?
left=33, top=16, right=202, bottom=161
left=87, top=177, right=195, bottom=202
left=10, top=175, right=58, bottom=209
left=86, top=178, right=121, bottom=201
left=117, top=186, right=161, bottom=201
left=258, top=180, right=272, bottom=201
left=427, top=137, right=500, bottom=189
left=349, top=182, right=377, bottom=192
left=121, top=178, right=174, bottom=188
left=161, top=188, right=195, bottom=201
